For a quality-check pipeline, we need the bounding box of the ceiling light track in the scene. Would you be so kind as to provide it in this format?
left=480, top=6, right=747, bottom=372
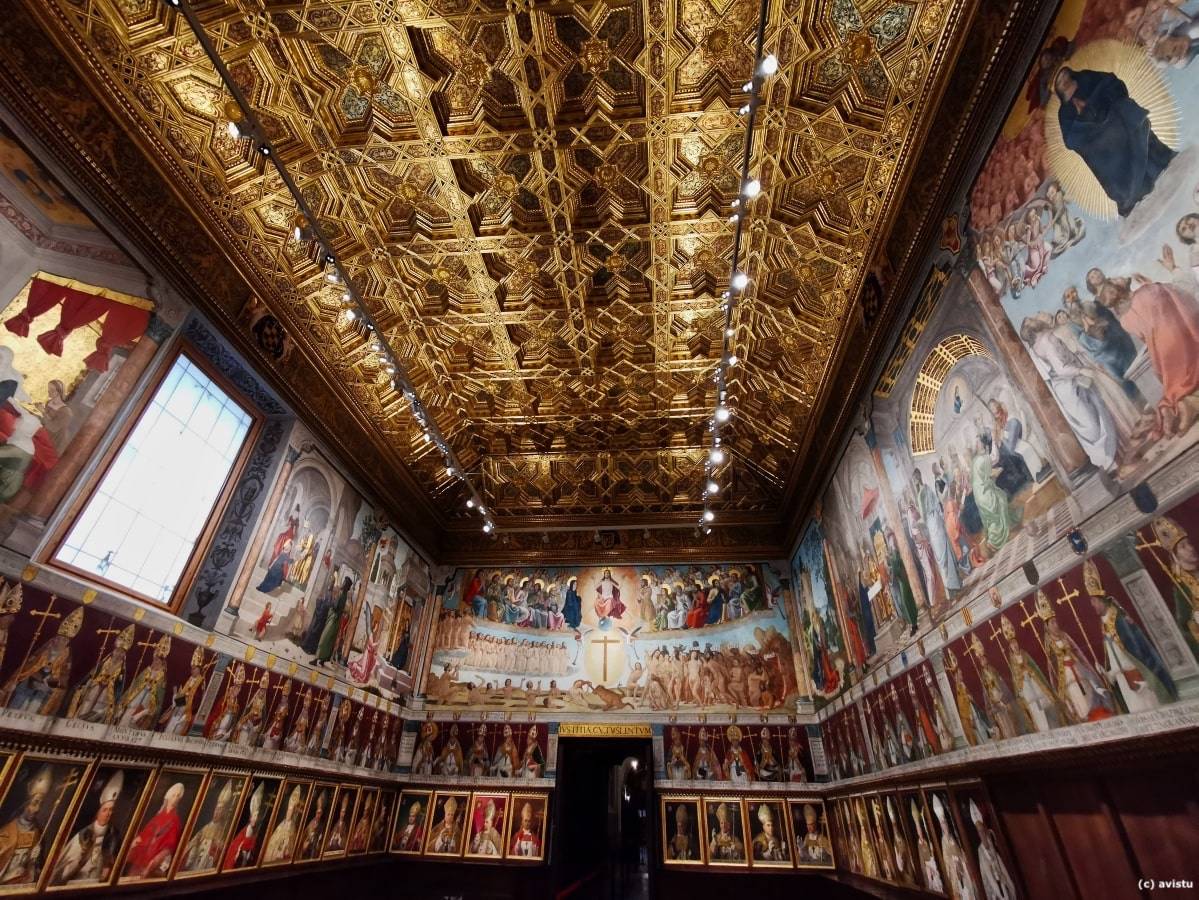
left=700, top=0, right=774, bottom=535
left=165, top=0, right=496, bottom=533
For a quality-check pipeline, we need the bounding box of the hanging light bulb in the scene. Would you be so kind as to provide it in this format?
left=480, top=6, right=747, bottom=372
left=445, top=464, right=457, bottom=477
left=731, top=271, right=748, bottom=290
left=738, top=103, right=752, bottom=116
left=710, top=447, right=726, bottom=465
left=725, top=327, right=735, bottom=338
left=742, top=80, right=754, bottom=93
left=715, top=405, right=731, bottom=422
left=483, top=521, right=494, bottom=534
left=223, top=100, right=245, bottom=139
left=727, top=353, right=739, bottom=366
left=743, top=178, right=761, bottom=198
left=466, top=498, right=475, bottom=508
left=291, top=213, right=308, bottom=242
left=729, top=212, right=740, bottom=223
left=344, top=308, right=357, bottom=321
left=703, top=509, right=715, bottom=522
left=707, top=479, right=720, bottom=494
left=759, top=53, right=779, bottom=76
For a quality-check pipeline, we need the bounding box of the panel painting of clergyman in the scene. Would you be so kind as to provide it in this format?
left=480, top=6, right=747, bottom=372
left=829, top=800, right=858, bottom=876
left=702, top=797, right=747, bottom=867
left=392, top=789, right=431, bottom=855
left=871, top=793, right=917, bottom=888
left=790, top=799, right=835, bottom=869
left=173, top=773, right=246, bottom=878
left=848, top=796, right=881, bottom=881
left=368, top=789, right=396, bottom=854
left=660, top=796, right=704, bottom=866
left=504, top=793, right=547, bottom=863
left=293, top=782, right=335, bottom=863
left=320, top=785, right=357, bottom=858
left=746, top=799, right=792, bottom=868
left=117, top=766, right=207, bottom=884
left=0, top=752, right=87, bottom=895
left=346, top=787, right=377, bottom=855
left=950, top=782, right=1023, bottom=900
left=219, top=775, right=280, bottom=872
left=462, top=792, right=507, bottom=860
left=424, top=791, right=468, bottom=858
left=43, top=761, right=153, bottom=892
left=258, top=779, right=310, bottom=868
left=923, top=787, right=981, bottom=900
left=898, top=787, right=947, bottom=895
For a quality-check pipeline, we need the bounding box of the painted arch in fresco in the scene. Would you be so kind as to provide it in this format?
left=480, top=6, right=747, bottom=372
left=795, top=0, right=1199, bottom=707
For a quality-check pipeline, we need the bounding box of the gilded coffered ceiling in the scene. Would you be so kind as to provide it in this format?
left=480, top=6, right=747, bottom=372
left=5, top=0, right=1035, bottom=555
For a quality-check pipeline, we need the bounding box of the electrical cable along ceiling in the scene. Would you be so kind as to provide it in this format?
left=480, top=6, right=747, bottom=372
left=12, top=0, right=977, bottom=553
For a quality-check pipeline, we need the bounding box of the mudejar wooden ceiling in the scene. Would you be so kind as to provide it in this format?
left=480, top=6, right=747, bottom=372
left=0, top=0, right=1047, bottom=560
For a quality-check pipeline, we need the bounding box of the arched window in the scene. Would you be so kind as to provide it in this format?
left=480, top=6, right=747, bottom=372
left=908, top=334, right=991, bottom=455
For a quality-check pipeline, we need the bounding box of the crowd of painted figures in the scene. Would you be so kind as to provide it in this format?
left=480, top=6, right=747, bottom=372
left=0, top=579, right=402, bottom=772
left=662, top=724, right=810, bottom=784
left=392, top=788, right=549, bottom=862
left=659, top=794, right=835, bottom=870
left=453, top=566, right=777, bottom=633
left=828, top=783, right=1019, bottom=900
left=824, top=525, right=1194, bottom=781
left=408, top=721, right=547, bottom=780
left=0, top=744, right=400, bottom=894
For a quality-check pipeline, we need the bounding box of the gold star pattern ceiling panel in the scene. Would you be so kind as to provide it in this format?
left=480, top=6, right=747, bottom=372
left=23, top=0, right=967, bottom=525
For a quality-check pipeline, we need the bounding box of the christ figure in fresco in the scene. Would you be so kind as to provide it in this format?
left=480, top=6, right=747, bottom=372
left=593, top=569, right=626, bottom=622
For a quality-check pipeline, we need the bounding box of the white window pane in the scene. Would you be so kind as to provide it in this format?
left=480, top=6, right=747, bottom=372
left=55, top=354, right=254, bottom=604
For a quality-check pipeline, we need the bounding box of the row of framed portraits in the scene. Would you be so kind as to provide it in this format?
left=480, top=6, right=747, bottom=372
left=0, top=744, right=399, bottom=895
left=392, top=788, right=549, bottom=863
left=826, top=780, right=1022, bottom=898
left=659, top=795, right=835, bottom=871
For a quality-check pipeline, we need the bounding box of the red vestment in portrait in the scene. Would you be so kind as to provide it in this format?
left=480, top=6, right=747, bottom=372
left=124, top=808, right=182, bottom=877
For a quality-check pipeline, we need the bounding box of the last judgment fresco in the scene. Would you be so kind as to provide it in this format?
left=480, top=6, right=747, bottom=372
left=425, top=563, right=803, bottom=712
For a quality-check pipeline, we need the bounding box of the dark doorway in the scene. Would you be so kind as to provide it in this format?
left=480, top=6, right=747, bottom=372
left=554, top=736, right=652, bottom=900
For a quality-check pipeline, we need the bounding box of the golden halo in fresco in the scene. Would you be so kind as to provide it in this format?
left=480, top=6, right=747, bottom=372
left=1044, top=39, right=1179, bottom=220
